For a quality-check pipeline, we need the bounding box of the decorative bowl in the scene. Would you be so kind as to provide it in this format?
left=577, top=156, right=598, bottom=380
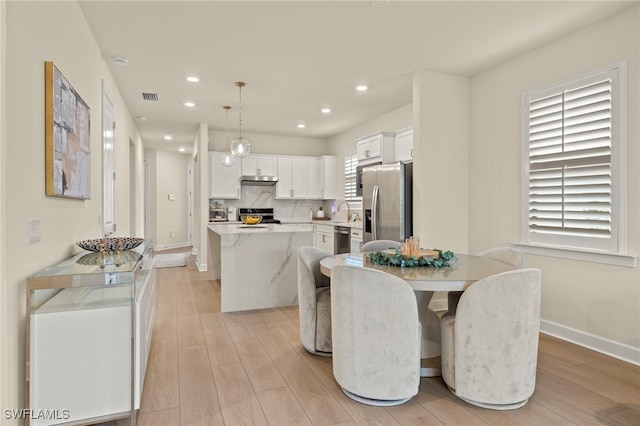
left=240, top=215, right=262, bottom=225
left=77, top=237, right=144, bottom=252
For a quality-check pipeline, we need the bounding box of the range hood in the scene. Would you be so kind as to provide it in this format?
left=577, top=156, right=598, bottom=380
left=240, top=175, right=278, bottom=186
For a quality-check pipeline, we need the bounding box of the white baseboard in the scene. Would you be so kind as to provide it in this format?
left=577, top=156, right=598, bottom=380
left=422, top=299, right=639, bottom=366
left=196, top=259, right=207, bottom=272
left=540, top=319, right=640, bottom=366
left=155, top=242, right=191, bottom=252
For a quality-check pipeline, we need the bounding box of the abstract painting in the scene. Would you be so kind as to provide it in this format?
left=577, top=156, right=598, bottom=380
left=45, top=61, right=91, bottom=199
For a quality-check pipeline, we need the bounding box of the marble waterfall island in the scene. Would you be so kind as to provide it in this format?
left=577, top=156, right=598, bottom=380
left=208, top=224, right=313, bottom=312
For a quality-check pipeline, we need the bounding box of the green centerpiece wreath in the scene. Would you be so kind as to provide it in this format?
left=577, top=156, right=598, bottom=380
left=369, top=248, right=456, bottom=268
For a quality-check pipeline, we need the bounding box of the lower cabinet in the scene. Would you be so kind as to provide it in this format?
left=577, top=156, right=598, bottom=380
left=313, top=224, right=335, bottom=254
left=350, top=228, right=363, bottom=252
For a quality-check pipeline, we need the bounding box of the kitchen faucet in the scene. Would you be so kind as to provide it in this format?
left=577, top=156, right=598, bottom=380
left=336, top=201, right=351, bottom=222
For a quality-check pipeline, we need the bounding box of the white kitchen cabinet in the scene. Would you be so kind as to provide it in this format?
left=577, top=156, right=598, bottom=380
left=277, top=156, right=312, bottom=199
left=241, top=154, right=277, bottom=176
left=314, top=224, right=334, bottom=254
left=395, top=127, right=414, bottom=162
left=318, top=155, right=338, bottom=199
left=350, top=227, right=363, bottom=252
left=307, top=157, right=320, bottom=199
left=209, top=151, right=241, bottom=199
left=356, top=131, right=396, bottom=165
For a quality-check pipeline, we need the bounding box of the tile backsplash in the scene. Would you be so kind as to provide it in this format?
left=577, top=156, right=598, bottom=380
left=210, top=185, right=334, bottom=222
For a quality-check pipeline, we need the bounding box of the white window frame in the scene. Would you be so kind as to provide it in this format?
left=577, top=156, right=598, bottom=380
left=518, top=61, right=635, bottom=267
left=344, top=154, right=360, bottom=202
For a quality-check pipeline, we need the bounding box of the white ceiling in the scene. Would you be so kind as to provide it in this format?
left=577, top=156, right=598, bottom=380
left=78, top=0, right=637, bottom=152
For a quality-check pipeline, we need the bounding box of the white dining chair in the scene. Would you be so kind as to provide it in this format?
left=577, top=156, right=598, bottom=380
left=447, top=246, right=523, bottom=313
left=331, top=265, right=421, bottom=406
left=297, top=246, right=332, bottom=356
left=360, top=239, right=401, bottom=252
left=440, top=268, right=542, bottom=410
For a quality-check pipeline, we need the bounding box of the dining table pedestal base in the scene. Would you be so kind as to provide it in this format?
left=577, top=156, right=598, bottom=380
left=415, top=291, right=442, bottom=377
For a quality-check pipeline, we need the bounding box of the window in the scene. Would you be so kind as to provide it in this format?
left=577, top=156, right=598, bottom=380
left=344, top=155, right=359, bottom=201
left=521, top=62, right=626, bottom=254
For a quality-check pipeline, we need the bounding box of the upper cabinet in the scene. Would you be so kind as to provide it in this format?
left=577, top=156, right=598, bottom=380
left=306, top=157, right=320, bottom=199
left=395, top=127, right=414, bottom=163
left=209, top=152, right=240, bottom=199
left=241, top=154, right=277, bottom=176
left=318, top=156, right=338, bottom=200
left=277, top=157, right=309, bottom=199
left=209, top=152, right=337, bottom=201
left=277, top=156, right=337, bottom=200
left=356, top=131, right=396, bottom=165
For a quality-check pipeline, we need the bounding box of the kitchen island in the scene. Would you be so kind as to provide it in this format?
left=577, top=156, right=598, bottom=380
left=208, top=223, right=313, bottom=312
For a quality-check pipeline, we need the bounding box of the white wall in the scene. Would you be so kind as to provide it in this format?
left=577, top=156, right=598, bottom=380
left=154, top=151, right=190, bottom=249
left=469, top=6, right=639, bottom=361
left=413, top=71, right=469, bottom=253
left=144, top=149, right=158, bottom=244
left=209, top=129, right=327, bottom=156
left=195, top=123, right=208, bottom=270
left=1, top=1, right=143, bottom=415
left=0, top=0, right=7, bottom=413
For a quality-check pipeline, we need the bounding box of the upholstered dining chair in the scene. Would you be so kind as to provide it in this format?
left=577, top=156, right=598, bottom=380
left=440, top=268, right=542, bottom=410
left=331, top=265, right=421, bottom=406
left=447, top=246, right=523, bottom=313
left=297, top=246, right=332, bottom=356
left=360, top=239, right=401, bottom=252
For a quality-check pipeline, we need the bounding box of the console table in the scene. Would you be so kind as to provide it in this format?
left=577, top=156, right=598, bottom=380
left=26, top=240, right=156, bottom=426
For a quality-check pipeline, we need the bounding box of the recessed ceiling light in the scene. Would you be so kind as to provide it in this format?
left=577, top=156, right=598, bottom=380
left=164, top=134, right=173, bottom=140
left=356, top=85, right=368, bottom=92
left=186, top=76, right=199, bottom=83
left=179, top=147, right=186, bottom=152
left=321, top=108, right=331, bottom=114
left=184, top=101, right=195, bottom=107
left=297, top=124, right=306, bottom=129
left=111, top=56, right=128, bottom=66
left=136, top=116, right=147, bottom=121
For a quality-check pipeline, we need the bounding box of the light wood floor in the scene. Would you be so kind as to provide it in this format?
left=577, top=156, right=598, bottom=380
left=131, top=249, right=640, bottom=426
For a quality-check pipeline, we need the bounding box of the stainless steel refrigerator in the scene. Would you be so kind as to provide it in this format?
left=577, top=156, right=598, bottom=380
left=363, top=162, right=413, bottom=243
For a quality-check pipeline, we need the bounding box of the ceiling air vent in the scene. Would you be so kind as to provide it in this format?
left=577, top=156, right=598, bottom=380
left=141, top=92, right=159, bottom=101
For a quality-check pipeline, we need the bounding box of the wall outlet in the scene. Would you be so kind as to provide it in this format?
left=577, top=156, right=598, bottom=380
left=169, top=229, right=174, bottom=238
left=28, top=219, right=41, bottom=244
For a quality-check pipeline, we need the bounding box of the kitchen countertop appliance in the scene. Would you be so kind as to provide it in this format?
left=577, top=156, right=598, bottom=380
left=362, top=162, right=412, bottom=243
left=237, top=207, right=281, bottom=224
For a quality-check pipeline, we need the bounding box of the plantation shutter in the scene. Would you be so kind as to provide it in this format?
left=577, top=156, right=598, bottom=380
left=344, top=155, right=359, bottom=201
left=527, top=77, right=612, bottom=240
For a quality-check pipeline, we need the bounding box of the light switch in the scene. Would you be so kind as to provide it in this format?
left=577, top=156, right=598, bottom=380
left=28, top=219, right=41, bottom=244
left=168, top=194, right=176, bottom=201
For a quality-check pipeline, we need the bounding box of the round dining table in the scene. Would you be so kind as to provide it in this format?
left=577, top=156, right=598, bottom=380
left=320, top=252, right=516, bottom=377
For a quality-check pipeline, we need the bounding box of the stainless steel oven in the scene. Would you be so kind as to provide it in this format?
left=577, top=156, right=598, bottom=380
left=334, top=226, right=351, bottom=254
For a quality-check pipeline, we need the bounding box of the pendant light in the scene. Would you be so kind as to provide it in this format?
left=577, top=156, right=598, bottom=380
left=230, top=81, right=251, bottom=158
left=220, top=105, right=235, bottom=167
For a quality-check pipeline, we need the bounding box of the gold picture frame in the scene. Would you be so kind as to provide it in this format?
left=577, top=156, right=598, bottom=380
left=45, top=61, right=91, bottom=199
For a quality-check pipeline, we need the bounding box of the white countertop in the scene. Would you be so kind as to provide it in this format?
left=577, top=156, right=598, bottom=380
left=209, top=220, right=363, bottom=229
left=283, top=220, right=363, bottom=229
left=208, top=223, right=311, bottom=235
